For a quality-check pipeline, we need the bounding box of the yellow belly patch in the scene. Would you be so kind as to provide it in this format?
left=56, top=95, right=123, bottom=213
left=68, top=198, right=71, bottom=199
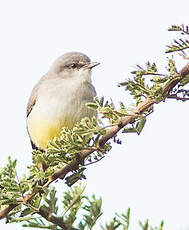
left=27, top=114, right=74, bottom=150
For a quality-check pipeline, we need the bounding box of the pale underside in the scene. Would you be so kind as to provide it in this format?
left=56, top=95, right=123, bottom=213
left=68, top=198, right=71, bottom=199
left=27, top=70, right=96, bottom=150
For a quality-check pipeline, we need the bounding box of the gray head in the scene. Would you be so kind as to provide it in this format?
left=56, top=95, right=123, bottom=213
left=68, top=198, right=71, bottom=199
left=50, top=52, right=99, bottom=76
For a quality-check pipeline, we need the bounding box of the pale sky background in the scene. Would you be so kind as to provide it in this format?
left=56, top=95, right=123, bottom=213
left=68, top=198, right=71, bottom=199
left=0, top=1, right=189, bottom=230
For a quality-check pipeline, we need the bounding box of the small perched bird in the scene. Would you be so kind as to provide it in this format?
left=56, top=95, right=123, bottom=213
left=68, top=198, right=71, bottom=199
left=26, top=52, right=99, bottom=151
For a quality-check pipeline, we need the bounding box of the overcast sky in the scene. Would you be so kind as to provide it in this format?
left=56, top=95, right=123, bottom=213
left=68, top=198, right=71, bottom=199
left=0, top=1, right=189, bottom=230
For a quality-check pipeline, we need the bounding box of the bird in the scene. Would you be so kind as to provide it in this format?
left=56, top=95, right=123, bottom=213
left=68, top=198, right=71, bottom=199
left=26, top=52, right=99, bottom=151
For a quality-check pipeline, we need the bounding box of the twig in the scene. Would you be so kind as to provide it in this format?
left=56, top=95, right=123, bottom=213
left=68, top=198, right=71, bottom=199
left=85, top=156, right=105, bottom=166
left=167, top=94, right=189, bottom=101
left=38, top=208, right=78, bottom=230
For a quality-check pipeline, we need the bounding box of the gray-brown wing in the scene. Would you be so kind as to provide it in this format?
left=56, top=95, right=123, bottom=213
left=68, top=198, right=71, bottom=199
left=26, top=84, right=39, bottom=117
left=26, top=82, right=41, bottom=150
left=26, top=74, right=47, bottom=117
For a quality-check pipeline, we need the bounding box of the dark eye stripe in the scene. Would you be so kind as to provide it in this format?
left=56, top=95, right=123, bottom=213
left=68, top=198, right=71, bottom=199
left=70, top=63, right=85, bottom=69
left=59, top=62, right=86, bottom=72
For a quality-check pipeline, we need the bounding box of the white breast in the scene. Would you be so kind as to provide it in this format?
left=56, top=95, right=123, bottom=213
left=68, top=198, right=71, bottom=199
left=30, top=71, right=96, bottom=128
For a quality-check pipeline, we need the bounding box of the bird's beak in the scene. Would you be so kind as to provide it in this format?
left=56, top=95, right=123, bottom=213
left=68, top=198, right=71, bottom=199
left=85, top=62, right=100, bottom=69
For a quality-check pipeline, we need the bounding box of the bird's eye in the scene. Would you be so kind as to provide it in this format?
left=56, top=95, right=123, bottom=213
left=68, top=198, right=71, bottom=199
left=71, top=63, right=77, bottom=68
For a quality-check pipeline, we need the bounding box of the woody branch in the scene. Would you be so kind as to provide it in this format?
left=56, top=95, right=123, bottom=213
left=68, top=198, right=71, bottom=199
left=0, top=62, right=189, bottom=228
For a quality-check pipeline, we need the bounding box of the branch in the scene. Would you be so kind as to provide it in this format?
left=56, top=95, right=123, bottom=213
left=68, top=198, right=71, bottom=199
left=167, top=94, right=189, bottom=101
left=1, top=62, right=189, bottom=226
left=38, top=208, right=78, bottom=230
left=0, top=204, right=18, bottom=221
